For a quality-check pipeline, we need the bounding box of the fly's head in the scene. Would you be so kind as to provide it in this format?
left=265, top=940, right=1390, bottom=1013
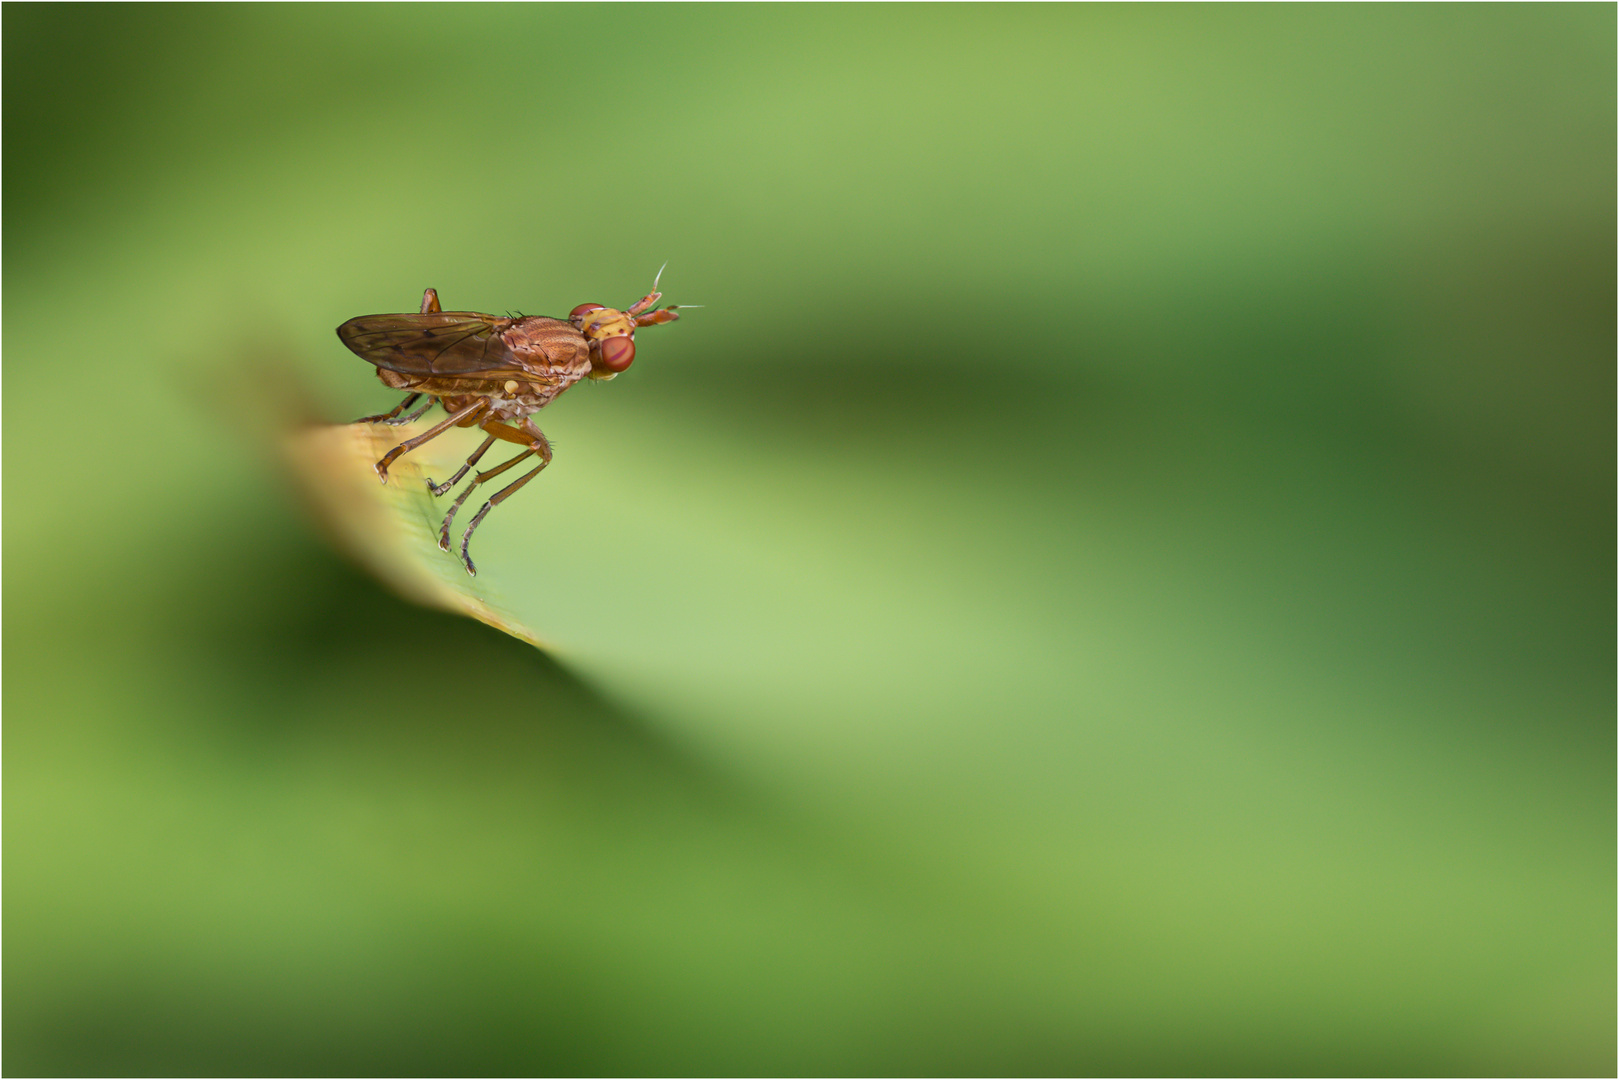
left=570, top=270, right=684, bottom=381
left=569, top=303, right=637, bottom=380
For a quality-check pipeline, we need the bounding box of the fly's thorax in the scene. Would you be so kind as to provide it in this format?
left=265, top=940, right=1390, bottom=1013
left=501, top=316, right=593, bottom=378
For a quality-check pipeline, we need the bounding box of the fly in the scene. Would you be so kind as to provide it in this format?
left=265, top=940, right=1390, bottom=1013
left=336, top=270, right=684, bottom=575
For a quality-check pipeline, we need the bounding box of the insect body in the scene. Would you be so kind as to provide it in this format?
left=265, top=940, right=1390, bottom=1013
left=336, top=274, right=682, bottom=575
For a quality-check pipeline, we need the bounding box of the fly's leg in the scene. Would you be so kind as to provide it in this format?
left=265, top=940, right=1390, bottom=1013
left=449, top=417, right=553, bottom=576
left=385, top=398, right=435, bottom=426
left=436, top=482, right=480, bottom=552
left=354, top=392, right=420, bottom=425
left=460, top=457, right=551, bottom=577
left=373, top=400, right=487, bottom=483
left=436, top=446, right=533, bottom=552
left=427, top=435, right=496, bottom=498
left=435, top=418, right=545, bottom=552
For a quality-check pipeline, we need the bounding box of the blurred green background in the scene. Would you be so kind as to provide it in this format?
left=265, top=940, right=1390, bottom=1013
left=5, top=4, right=1613, bottom=1075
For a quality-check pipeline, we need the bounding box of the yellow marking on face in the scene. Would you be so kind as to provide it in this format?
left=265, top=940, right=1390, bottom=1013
left=504, top=380, right=520, bottom=394
left=581, top=309, right=634, bottom=341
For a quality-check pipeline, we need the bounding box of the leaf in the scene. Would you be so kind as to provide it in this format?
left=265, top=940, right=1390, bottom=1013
left=282, top=419, right=546, bottom=648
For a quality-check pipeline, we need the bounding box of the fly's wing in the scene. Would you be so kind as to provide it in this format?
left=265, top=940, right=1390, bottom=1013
left=336, top=311, right=520, bottom=377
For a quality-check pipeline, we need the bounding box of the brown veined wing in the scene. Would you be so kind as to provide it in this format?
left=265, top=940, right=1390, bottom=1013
left=336, top=311, right=520, bottom=376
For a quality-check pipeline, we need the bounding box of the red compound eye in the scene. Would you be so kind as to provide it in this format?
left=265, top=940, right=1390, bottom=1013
left=599, top=335, right=636, bottom=372
left=570, top=303, right=605, bottom=320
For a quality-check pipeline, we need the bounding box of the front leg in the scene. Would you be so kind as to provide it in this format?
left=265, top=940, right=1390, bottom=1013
left=435, top=445, right=532, bottom=553
left=427, top=434, right=496, bottom=498
left=444, top=417, right=555, bottom=575
left=373, top=399, right=488, bottom=483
